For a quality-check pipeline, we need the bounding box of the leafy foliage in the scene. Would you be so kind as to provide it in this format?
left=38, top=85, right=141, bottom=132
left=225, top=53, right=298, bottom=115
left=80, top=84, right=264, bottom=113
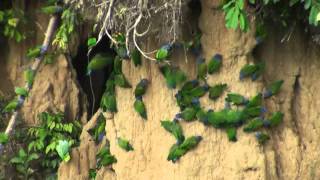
left=52, top=8, right=79, bottom=51
left=0, top=9, right=26, bottom=42
left=10, top=148, right=39, bottom=179
left=23, top=111, right=81, bottom=176
left=222, top=0, right=320, bottom=32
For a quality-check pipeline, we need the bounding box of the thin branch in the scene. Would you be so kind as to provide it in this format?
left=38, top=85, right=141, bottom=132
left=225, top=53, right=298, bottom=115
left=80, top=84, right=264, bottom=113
left=0, top=15, right=59, bottom=153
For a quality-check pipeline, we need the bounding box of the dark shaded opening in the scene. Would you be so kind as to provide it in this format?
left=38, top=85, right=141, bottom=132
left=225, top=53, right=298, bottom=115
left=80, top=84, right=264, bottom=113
left=72, top=36, right=116, bottom=119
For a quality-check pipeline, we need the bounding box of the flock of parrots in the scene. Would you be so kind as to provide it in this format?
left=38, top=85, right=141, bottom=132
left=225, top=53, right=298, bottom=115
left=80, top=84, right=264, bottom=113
left=1, top=31, right=284, bottom=168
left=83, top=32, right=285, bottom=167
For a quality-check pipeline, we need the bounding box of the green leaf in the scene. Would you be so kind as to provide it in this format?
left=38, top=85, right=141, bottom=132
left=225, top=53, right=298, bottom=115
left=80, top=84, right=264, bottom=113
left=27, top=153, right=39, bottom=162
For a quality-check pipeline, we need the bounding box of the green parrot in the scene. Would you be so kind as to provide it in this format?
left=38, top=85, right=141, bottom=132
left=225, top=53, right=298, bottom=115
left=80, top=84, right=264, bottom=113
left=239, top=64, right=258, bottom=80
left=225, top=93, right=248, bottom=105
left=243, top=117, right=264, bottom=132
left=251, top=62, right=265, bottom=81
left=24, top=68, right=35, bottom=87
left=134, top=79, right=149, bottom=98
left=255, top=132, right=270, bottom=145
left=161, top=120, right=185, bottom=144
left=159, top=65, right=186, bottom=89
left=3, top=99, right=19, bottom=113
left=208, top=54, right=222, bottom=74
left=196, top=57, right=207, bottom=81
left=100, top=92, right=117, bottom=112
left=26, top=46, right=41, bottom=59
left=226, top=127, right=237, bottom=142
left=116, top=45, right=129, bottom=60
left=242, top=106, right=266, bottom=119
left=117, top=137, right=134, bottom=152
left=181, top=80, right=199, bottom=92
left=96, top=145, right=117, bottom=169
left=131, top=48, right=142, bottom=66
left=179, top=136, right=202, bottom=151
left=167, top=144, right=186, bottom=163
left=208, top=109, right=244, bottom=128
left=265, top=111, right=284, bottom=127
left=209, top=83, right=227, bottom=100
left=134, top=97, right=147, bottom=119
left=188, top=85, right=209, bottom=98
left=87, top=114, right=106, bottom=144
left=263, top=80, right=284, bottom=98
left=246, top=93, right=262, bottom=108
left=113, top=56, right=122, bottom=74
left=87, top=53, right=113, bottom=75
left=176, top=107, right=197, bottom=122
left=0, top=132, right=8, bottom=145
left=15, top=87, right=28, bottom=97
left=196, top=108, right=209, bottom=125
left=41, top=5, right=63, bottom=14
left=155, top=44, right=172, bottom=62
left=114, top=73, right=132, bottom=88
left=105, top=75, right=115, bottom=94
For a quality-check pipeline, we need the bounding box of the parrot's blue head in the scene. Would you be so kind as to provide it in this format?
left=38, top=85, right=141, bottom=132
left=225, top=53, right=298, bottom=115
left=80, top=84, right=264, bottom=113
left=208, top=109, right=214, bottom=113
left=202, top=84, right=210, bottom=91
left=196, top=57, right=205, bottom=64
left=251, top=73, right=259, bottom=81
left=175, top=92, right=182, bottom=100
left=175, top=113, right=182, bottom=119
left=262, top=120, right=271, bottom=127
left=255, top=132, right=262, bottom=139
left=136, top=96, right=143, bottom=101
left=162, top=43, right=172, bottom=51
left=195, top=136, right=203, bottom=142
left=140, top=79, right=149, bottom=86
left=260, top=107, right=267, bottom=113
left=263, top=90, right=272, bottom=99
left=213, top=54, right=223, bottom=61
left=98, top=132, right=106, bottom=143
left=224, top=102, right=231, bottom=109
left=239, top=72, right=245, bottom=80
left=190, top=79, right=199, bottom=86
left=243, top=98, right=249, bottom=104
left=255, top=36, right=263, bottom=45
left=191, top=98, right=200, bottom=106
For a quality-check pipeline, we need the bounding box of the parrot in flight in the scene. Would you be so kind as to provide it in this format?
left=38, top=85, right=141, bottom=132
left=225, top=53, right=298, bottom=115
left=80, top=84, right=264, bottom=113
left=208, top=54, right=222, bottom=74
left=87, top=53, right=113, bottom=75
left=263, top=80, right=284, bottom=98
left=117, top=137, right=134, bottom=152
